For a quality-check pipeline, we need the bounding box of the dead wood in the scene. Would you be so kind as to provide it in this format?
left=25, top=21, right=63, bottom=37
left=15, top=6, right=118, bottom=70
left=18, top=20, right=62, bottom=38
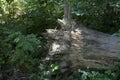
left=45, top=1, right=120, bottom=70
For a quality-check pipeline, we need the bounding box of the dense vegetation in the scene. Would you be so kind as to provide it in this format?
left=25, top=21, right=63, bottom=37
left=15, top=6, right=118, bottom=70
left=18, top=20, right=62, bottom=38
left=0, top=0, right=120, bottom=80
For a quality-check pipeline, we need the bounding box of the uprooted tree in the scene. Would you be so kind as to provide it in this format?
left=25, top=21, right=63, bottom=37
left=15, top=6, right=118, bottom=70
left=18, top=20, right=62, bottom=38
left=45, top=1, right=120, bottom=70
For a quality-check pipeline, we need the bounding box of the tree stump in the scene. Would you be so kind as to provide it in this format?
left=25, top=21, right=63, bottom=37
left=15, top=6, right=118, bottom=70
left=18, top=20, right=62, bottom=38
left=45, top=1, right=120, bottom=70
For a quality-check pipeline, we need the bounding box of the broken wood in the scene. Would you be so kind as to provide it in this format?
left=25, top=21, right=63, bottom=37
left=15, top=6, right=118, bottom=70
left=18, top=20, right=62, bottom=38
left=45, top=1, right=120, bottom=70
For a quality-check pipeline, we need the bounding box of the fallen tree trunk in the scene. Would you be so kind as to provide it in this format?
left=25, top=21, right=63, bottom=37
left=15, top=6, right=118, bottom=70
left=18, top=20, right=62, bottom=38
left=45, top=1, right=120, bottom=70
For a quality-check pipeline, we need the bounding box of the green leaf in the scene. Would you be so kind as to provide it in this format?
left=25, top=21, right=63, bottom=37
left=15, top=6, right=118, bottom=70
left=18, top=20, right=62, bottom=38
left=52, top=65, right=59, bottom=72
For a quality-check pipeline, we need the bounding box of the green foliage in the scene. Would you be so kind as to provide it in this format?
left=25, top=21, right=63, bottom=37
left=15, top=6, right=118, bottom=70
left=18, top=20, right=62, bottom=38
left=6, top=0, right=14, bottom=4
left=72, top=0, right=120, bottom=34
left=71, top=69, right=118, bottom=80
left=7, top=32, right=41, bottom=69
left=0, top=0, right=120, bottom=79
left=8, top=32, right=40, bottom=52
left=0, top=28, right=47, bottom=79
left=29, top=63, right=60, bottom=80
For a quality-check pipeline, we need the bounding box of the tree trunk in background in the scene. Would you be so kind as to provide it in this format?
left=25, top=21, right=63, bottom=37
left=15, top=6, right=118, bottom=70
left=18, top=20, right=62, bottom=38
left=45, top=1, right=120, bottom=70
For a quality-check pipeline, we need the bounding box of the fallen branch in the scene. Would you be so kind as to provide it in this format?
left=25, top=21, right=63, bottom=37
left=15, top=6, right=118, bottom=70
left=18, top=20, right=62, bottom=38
left=45, top=1, right=120, bottom=70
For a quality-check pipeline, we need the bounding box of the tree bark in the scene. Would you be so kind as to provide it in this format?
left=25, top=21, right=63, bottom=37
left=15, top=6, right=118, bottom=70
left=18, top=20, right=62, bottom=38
left=45, top=1, right=120, bottom=70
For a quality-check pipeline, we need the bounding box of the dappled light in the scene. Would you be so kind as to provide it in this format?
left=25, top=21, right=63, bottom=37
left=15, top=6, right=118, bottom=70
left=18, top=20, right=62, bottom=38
left=0, top=0, right=120, bottom=80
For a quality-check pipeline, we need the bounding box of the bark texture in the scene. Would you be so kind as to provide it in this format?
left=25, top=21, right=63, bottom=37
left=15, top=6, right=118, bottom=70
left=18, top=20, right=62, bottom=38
left=45, top=2, right=120, bottom=70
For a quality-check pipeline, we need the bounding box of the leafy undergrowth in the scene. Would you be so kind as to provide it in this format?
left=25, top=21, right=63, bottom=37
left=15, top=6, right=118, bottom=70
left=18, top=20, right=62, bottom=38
left=31, top=64, right=120, bottom=80
left=15, top=62, right=120, bottom=80
left=0, top=0, right=120, bottom=80
left=1, top=28, right=120, bottom=80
